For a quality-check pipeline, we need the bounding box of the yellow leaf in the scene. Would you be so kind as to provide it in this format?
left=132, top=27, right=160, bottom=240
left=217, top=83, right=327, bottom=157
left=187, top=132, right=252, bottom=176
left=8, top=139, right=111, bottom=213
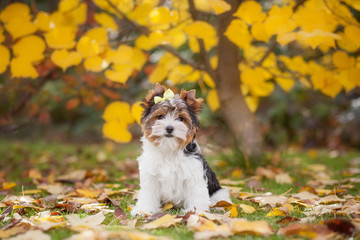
left=135, top=34, right=155, bottom=51
left=34, top=12, right=51, bottom=32
left=10, top=58, right=38, bottom=79
left=103, top=101, right=134, bottom=124
left=149, top=65, right=168, bottom=84
left=131, top=101, right=143, bottom=125
left=266, top=207, right=287, bottom=217
left=184, top=21, right=216, bottom=39
left=194, top=0, right=212, bottom=12
left=103, top=121, right=132, bottom=143
left=203, top=73, right=215, bottom=88
left=128, top=3, right=153, bottom=25
left=167, top=25, right=187, bottom=48
left=277, top=32, right=297, bottom=46
left=130, top=48, right=147, bottom=71
left=12, top=35, right=46, bottom=63
left=51, top=50, right=82, bottom=71
left=95, top=12, right=118, bottom=31
left=224, top=19, right=252, bottom=49
left=85, top=27, right=108, bottom=46
left=348, top=68, right=360, bottom=87
left=231, top=220, right=273, bottom=236
left=207, top=89, right=220, bottom=112
left=230, top=205, right=239, bottom=218
left=106, top=45, right=134, bottom=65
left=311, top=69, right=342, bottom=97
left=344, top=25, right=360, bottom=47
left=0, top=45, right=10, bottom=74
left=84, top=56, right=109, bottom=72
left=149, top=7, right=175, bottom=29
left=296, top=30, right=340, bottom=49
left=337, top=32, right=359, bottom=53
left=264, top=6, right=296, bottom=36
left=245, top=96, right=259, bottom=113
left=241, top=67, right=266, bottom=86
left=59, top=0, right=80, bottom=13
left=233, top=1, right=265, bottom=24
left=5, top=17, right=37, bottom=40
left=168, top=64, right=193, bottom=84
left=77, top=36, right=102, bottom=58
left=2, top=182, right=17, bottom=189
left=105, top=64, right=133, bottom=84
left=142, top=214, right=177, bottom=229
left=239, top=204, right=256, bottom=214
left=0, top=3, right=31, bottom=23
left=208, top=0, right=231, bottom=14
left=332, top=51, right=355, bottom=69
left=163, top=202, right=173, bottom=211
left=45, top=27, right=76, bottom=49
left=251, top=23, right=271, bottom=42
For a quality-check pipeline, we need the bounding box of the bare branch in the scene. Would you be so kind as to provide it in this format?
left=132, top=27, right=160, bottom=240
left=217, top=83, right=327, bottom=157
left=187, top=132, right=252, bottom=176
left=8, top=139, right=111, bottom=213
left=104, top=0, right=204, bottom=71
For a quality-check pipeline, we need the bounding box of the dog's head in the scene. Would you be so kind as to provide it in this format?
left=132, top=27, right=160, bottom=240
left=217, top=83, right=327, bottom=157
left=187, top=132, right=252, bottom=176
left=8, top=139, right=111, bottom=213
left=140, top=83, right=203, bottom=150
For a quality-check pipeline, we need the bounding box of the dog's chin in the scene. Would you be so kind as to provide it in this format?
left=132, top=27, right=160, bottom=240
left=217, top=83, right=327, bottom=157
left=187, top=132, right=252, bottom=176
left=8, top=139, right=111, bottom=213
left=147, top=134, right=186, bottom=151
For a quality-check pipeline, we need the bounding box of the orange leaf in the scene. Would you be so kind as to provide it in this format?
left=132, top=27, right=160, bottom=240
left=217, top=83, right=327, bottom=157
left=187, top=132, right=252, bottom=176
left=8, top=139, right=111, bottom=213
left=66, top=98, right=80, bottom=110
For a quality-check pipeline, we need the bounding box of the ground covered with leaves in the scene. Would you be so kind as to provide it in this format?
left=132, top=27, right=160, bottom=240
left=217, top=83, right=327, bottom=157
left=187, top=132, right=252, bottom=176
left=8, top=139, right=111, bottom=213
left=0, top=138, right=360, bottom=240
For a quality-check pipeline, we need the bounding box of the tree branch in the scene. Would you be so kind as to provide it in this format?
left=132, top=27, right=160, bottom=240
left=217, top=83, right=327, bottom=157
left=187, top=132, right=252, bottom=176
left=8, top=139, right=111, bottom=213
left=188, top=0, right=218, bottom=81
left=255, top=39, right=277, bottom=67
left=104, top=0, right=205, bottom=71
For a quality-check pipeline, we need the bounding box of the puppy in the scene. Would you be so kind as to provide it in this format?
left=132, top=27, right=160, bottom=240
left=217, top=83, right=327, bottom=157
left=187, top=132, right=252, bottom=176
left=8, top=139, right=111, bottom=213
left=131, top=84, right=231, bottom=216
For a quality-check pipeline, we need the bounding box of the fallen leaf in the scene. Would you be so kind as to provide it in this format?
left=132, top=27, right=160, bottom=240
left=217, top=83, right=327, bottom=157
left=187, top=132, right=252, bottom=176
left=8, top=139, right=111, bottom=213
left=230, top=219, right=273, bottom=236
left=142, top=214, right=180, bottom=229
left=266, top=207, right=287, bottom=217
left=7, top=230, right=50, bottom=240
left=278, top=223, right=335, bottom=239
left=67, top=212, right=105, bottom=229
left=275, top=173, right=293, bottom=184
left=276, top=216, right=300, bottom=225
left=292, top=191, right=320, bottom=200
left=239, top=204, right=256, bottom=214
left=324, top=218, right=356, bottom=236
left=114, top=207, right=127, bottom=220
left=163, top=202, right=173, bottom=211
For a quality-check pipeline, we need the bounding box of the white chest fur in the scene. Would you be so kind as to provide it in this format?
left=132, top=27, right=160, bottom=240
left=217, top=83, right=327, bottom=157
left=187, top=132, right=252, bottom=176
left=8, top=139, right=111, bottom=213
left=137, top=138, right=208, bottom=207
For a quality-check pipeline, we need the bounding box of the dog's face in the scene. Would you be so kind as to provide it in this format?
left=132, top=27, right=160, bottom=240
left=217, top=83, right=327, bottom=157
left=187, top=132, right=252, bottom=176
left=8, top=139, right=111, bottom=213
left=140, top=84, right=203, bottom=150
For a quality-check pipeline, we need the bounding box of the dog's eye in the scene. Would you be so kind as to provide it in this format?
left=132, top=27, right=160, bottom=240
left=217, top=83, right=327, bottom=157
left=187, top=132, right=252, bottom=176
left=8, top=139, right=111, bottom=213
left=176, top=116, right=183, bottom=122
left=157, top=115, right=164, bottom=120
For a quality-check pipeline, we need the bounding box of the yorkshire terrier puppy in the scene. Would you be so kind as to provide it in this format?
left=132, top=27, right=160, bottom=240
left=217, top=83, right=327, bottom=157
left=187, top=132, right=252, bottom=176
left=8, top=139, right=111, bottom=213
left=131, top=84, right=231, bottom=216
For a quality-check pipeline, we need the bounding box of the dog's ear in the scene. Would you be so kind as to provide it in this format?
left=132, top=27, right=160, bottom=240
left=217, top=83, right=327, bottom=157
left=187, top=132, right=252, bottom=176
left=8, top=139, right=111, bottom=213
left=142, top=83, right=167, bottom=110
left=180, top=89, right=203, bottom=114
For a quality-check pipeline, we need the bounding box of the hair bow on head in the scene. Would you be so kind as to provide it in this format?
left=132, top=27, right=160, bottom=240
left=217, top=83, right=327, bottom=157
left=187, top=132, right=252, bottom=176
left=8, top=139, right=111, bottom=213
left=154, top=89, right=175, bottom=104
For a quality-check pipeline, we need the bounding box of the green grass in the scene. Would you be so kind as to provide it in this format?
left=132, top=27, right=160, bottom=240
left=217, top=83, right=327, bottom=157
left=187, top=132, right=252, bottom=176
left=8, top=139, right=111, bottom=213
left=0, top=138, right=359, bottom=239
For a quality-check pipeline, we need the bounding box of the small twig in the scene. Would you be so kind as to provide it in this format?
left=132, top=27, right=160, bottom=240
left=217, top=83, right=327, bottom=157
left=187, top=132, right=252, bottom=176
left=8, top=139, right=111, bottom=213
left=292, top=0, right=307, bottom=12
left=255, top=39, right=277, bottom=67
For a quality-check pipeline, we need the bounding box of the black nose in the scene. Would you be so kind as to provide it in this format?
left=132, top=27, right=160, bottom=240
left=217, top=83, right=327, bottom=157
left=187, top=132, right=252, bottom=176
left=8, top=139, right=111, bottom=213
left=166, top=126, right=174, bottom=134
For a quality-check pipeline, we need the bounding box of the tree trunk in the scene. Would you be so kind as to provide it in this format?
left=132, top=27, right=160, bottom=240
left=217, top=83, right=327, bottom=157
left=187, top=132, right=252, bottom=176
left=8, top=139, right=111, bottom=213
left=215, top=0, right=263, bottom=161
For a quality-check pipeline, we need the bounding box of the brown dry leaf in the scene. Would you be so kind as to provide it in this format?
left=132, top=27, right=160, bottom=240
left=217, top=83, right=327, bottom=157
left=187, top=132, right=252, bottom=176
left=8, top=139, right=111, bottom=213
left=239, top=204, right=256, bottom=214
left=7, top=229, right=50, bottom=240
left=57, top=170, right=87, bottom=182
left=37, top=184, right=68, bottom=195
left=278, top=223, right=335, bottom=240
left=252, top=195, right=288, bottom=208
left=238, top=192, right=254, bottom=200
left=318, top=195, right=346, bottom=204
left=255, top=167, right=277, bottom=179
left=275, top=173, right=293, bottom=184
left=80, top=203, right=114, bottom=214
left=276, top=216, right=300, bottom=225
left=324, top=218, right=356, bottom=236
left=142, top=214, right=181, bottom=229
left=230, top=219, right=273, bottom=236
left=292, top=191, right=320, bottom=200
left=114, top=207, right=127, bottom=220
